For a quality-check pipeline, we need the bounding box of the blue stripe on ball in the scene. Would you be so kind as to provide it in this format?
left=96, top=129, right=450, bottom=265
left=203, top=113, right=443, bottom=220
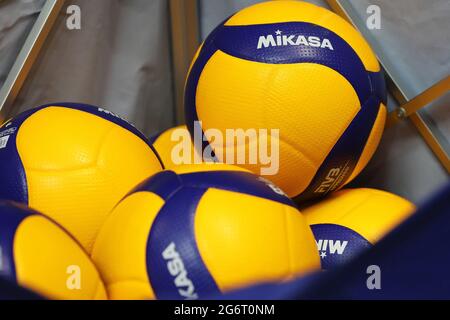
left=130, top=170, right=183, bottom=201
left=295, top=94, right=382, bottom=202
left=132, top=170, right=297, bottom=208
left=368, top=71, right=388, bottom=104
left=0, top=107, right=38, bottom=204
left=180, top=171, right=297, bottom=208
left=310, top=223, right=372, bottom=270
left=146, top=187, right=220, bottom=300
left=185, top=23, right=224, bottom=162
left=0, top=202, right=37, bottom=282
left=213, top=22, right=371, bottom=104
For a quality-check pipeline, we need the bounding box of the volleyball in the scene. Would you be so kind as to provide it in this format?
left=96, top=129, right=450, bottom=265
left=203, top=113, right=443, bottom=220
left=92, top=164, right=320, bottom=299
left=303, top=188, right=415, bottom=269
left=0, top=201, right=106, bottom=299
left=184, top=0, right=387, bottom=202
left=0, top=103, right=163, bottom=253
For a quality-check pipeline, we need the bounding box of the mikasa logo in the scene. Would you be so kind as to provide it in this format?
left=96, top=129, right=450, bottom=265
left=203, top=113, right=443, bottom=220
left=257, top=30, right=334, bottom=50
left=316, top=239, right=348, bottom=258
left=162, top=242, right=198, bottom=300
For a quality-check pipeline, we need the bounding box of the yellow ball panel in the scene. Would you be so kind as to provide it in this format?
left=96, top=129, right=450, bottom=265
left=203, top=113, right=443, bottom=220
left=304, top=188, right=416, bottom=243
left=17, top=107, right=163, bottom=253
left=18, top=107, right=110, bottom=171
left=197, top=51, right=360, bottom=196
left=345, top=103, right=386, bottom=184
left=194, top=188, right=320, bottom=292
left=92, top=192, right=164, bottom=300
left=170, top=163, right=251, bottom=175
left=224, top=0, right=380, bottom=72
left=13, top=215, right=106, bottom=300
left=153, top=125, right=202, bottom=169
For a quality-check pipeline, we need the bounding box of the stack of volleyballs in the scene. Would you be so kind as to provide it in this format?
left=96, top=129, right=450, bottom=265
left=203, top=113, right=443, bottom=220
left=0, top=1, right=415, bottom=300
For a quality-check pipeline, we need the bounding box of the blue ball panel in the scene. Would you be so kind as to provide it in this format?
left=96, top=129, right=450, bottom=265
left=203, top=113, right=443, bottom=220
left=310, top=223, right=372, bottom=270
left=369, top=70, right=388, bottom=104
left=180, top=171, right=297, bottom=208
left=0, top=106, right=44, bottom=204
left=146, top=187, right=220, bottom=300
left=213, top=22, right=371, bottom=103
left=130, top=170, right=183, bottom=201
left=295, top=94, right=381, bottom=202
left=185, top=25, right=223, bottom=161
left=0, top=202, right=37, bottom=282
left=131, top=170, right=297, bottom=208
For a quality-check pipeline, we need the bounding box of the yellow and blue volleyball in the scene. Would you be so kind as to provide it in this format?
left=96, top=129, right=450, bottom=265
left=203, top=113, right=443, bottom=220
left=0, top=103, right=163, bottom=253
left=303, top=188, right=416, bottom=270
left=0, top=201, right=106, bottom=299
left=185, top=1, right=387, bottom=202
left=92, top=164, right=320, bottom=299
left=150, top=125, right=201, bottom=169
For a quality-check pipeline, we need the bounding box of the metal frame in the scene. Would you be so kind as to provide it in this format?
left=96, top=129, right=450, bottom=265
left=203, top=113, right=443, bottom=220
left=388, top=75, right=450, bottom=123
left=169, top=0, right=200, bottom=125
left=326, top=0, right=450, bottom=174
left=0, top=0, right=65, bottom=123
left=410, top=113, right=450, bottom=173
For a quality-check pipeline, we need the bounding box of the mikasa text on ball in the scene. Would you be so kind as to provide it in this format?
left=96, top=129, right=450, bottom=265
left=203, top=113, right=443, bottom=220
left=0, top=202, right=106, bottom=299
left=92, top=164, right=320, bottom=300
left=0, top=103, right=163, bottom=253
left=185, top=1, right=387, bottom=201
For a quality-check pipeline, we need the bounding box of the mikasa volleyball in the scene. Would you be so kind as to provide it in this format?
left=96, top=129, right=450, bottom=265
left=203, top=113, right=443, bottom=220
left=185, top=1, right=387, bottom=202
